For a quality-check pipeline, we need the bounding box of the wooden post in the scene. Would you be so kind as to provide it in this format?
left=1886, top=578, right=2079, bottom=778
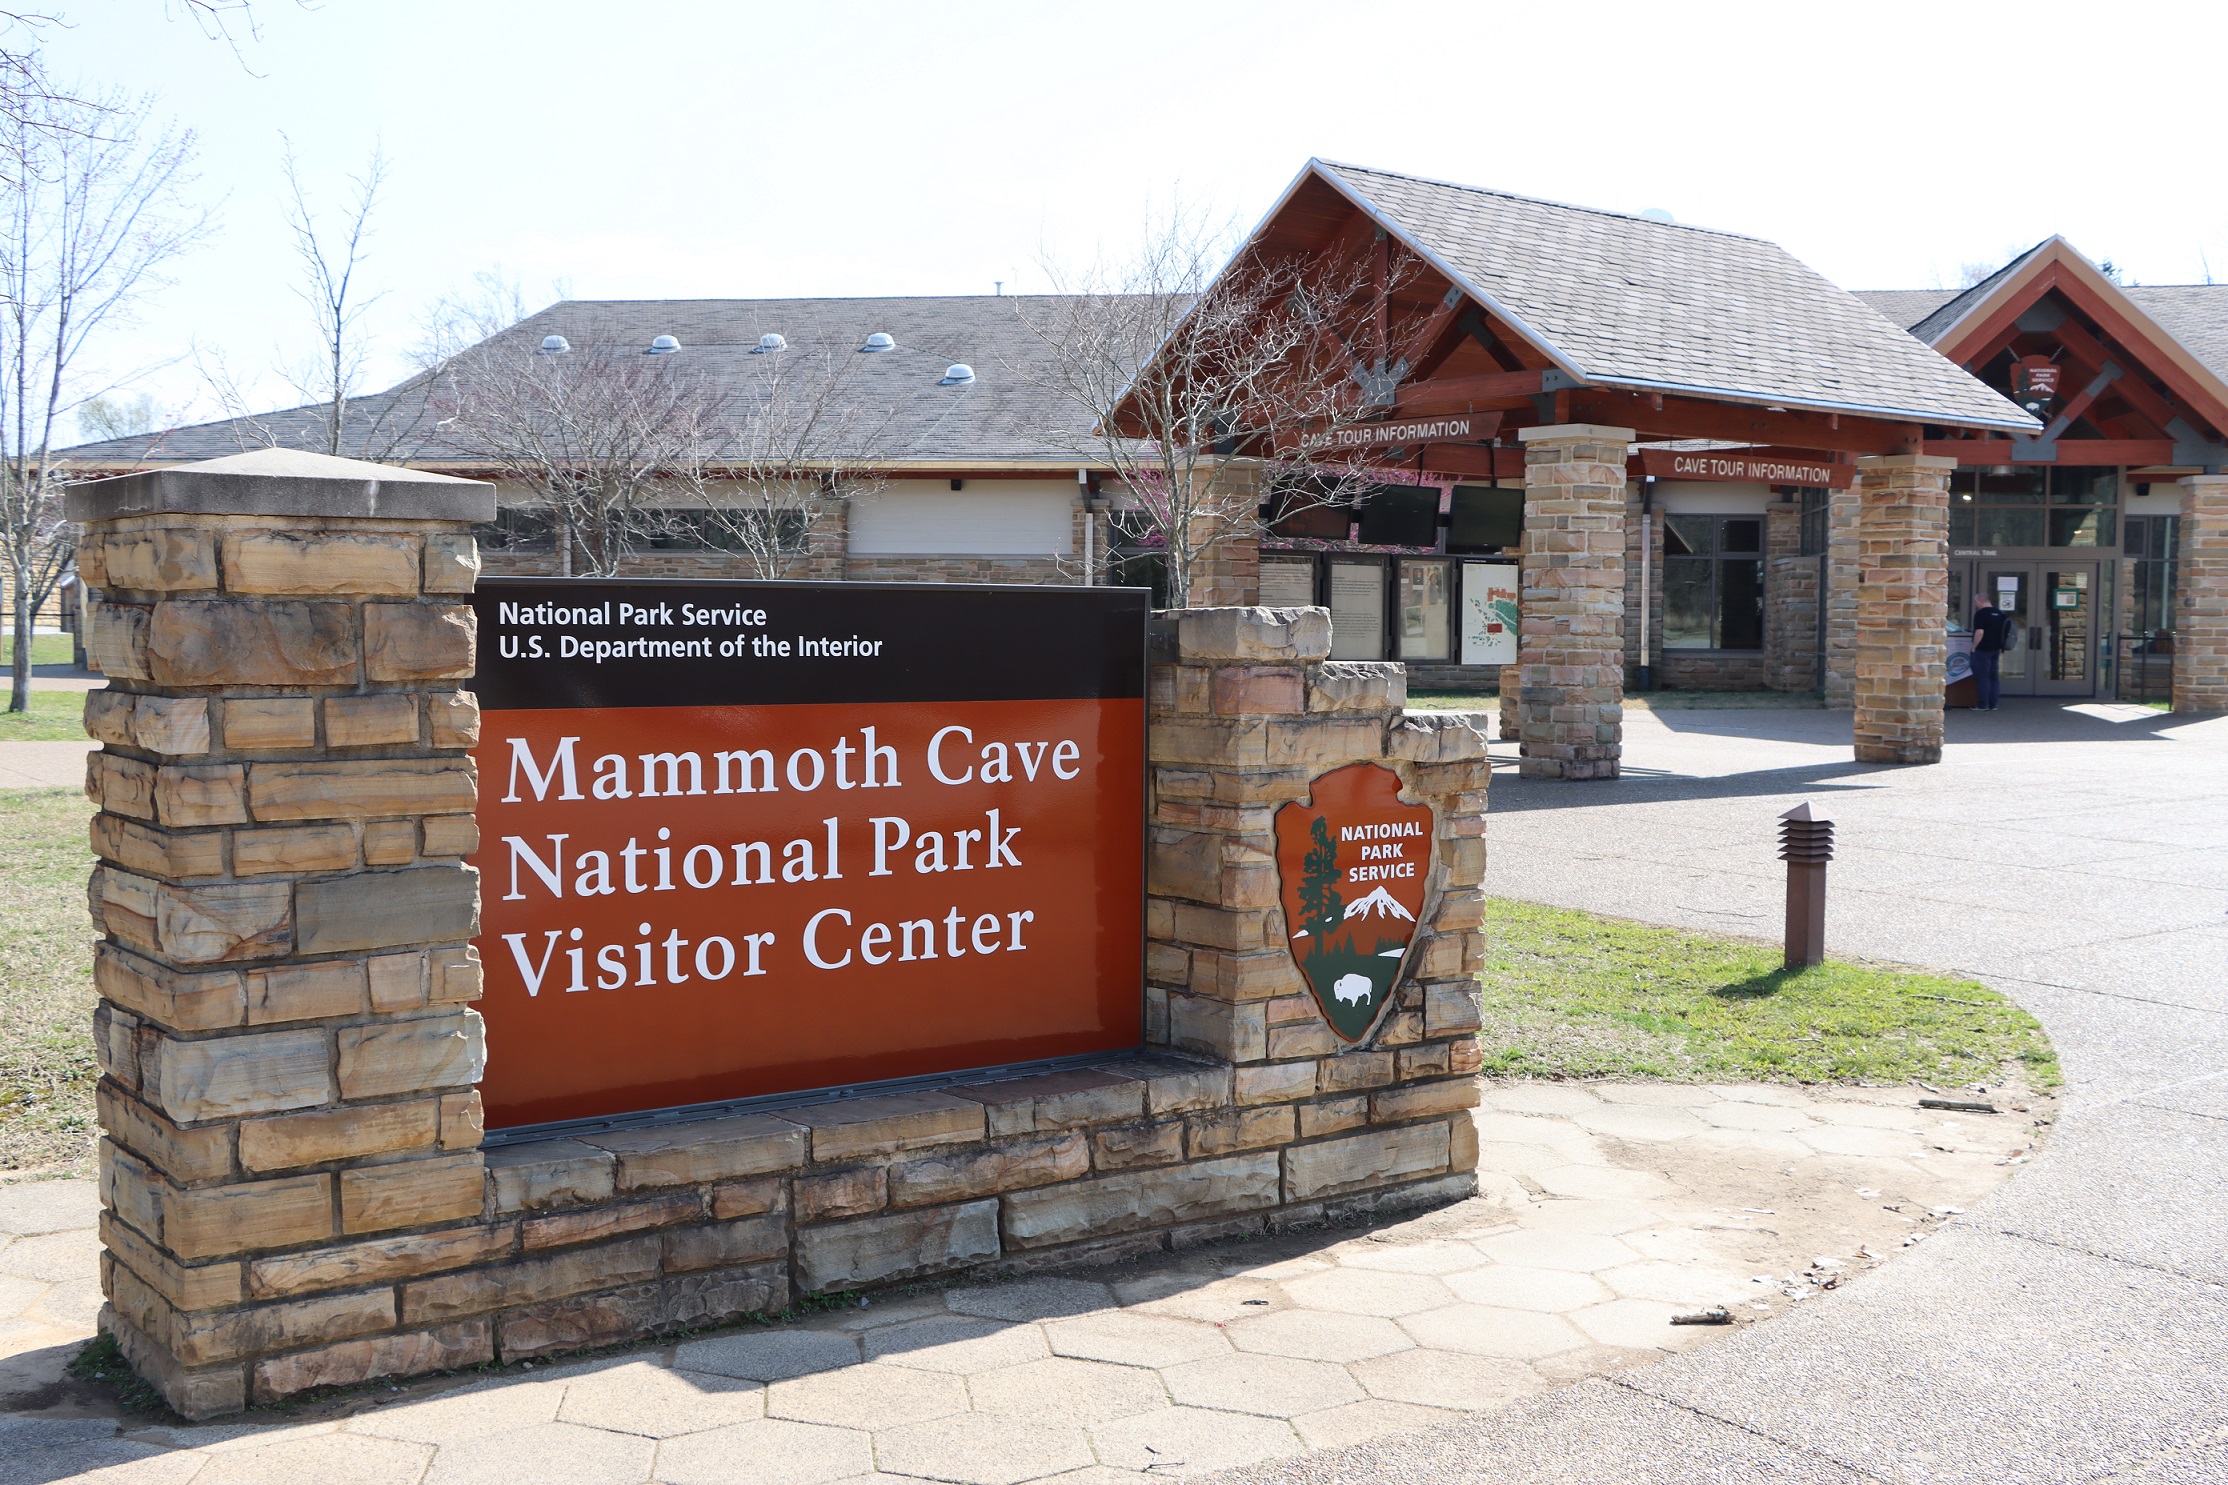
left=1778, top=803, right=1834, bottom=968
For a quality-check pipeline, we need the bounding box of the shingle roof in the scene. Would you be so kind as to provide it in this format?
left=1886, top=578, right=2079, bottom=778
left=2126, top=286, right=2228, bottom=385
left=1851, top=290, right=1958, bottom=331
left=1310, top=161, right=2037, bottom=432
left=58, top=296, right=1130, bottom=470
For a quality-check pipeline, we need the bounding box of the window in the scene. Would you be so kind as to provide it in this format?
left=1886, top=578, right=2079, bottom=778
left=1950, top=467, right=2118, bottom=548
left=1396, top=560, right=1451, bottom=660
left=633, top=509, right=807, bottom=553
left=1448, top=484, right=1523, bottom=551
left=1797, top=488, right=1829, bottom=557
left=1663, top=514, right=1765, bottom=650
left=2126, top=514, right=2178, bottom=636
left=478, top=506, right=558, bottom=552
left=1108, top=511, right=1169, bottom=606
left=1355, top=484, right=1440, bottom=546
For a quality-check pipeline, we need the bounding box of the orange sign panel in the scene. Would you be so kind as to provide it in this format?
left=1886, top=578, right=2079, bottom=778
left=468, top=580, right=1147, bottom=1131
left=1272, top=763, right=1432, bottom=1043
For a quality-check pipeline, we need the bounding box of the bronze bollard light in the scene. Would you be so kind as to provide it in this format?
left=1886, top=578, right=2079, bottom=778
left=1778, top=802, right=1834, bottom=968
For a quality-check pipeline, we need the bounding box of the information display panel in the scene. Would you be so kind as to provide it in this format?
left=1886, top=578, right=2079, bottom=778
left=469, top=578, right=1148, bottom=1131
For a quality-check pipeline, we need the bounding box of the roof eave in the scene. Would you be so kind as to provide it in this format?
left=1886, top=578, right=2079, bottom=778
left=1590, top=375, right=2042, bottom=434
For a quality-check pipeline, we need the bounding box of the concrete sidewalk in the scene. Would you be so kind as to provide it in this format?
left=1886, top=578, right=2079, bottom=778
left=1224, top=698, right=2228, bottom=1485
left=0, top=739, right=93, bottom=789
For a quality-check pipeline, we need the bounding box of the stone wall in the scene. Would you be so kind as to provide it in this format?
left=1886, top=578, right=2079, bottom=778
left=2175, top=474, right=2228, bottom=713
left=78, top=460, right=1487, bottom=1418
left=1657, top=652, right=1770, bottom=690
left=1851, top=455, right=1954, bottom=763
left=1822, top=487, right=1862, bottom=709
left=1515, top=425, right=1632, bottom=779
left=1763, top=500, right=1819, bottom=692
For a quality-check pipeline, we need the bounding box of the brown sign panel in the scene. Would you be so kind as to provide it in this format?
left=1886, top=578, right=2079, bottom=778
left=1304, top=413, right=1501, bottom=452
left=1272, top=763, right=1432, bottom=1042
left=469, top=579, right=1146, bottom=1131
left=1637, top=447, right=1853, bottom=488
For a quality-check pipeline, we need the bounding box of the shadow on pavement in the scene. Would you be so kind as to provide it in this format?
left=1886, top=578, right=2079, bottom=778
left=1485, top=759, right=1892, bottom=813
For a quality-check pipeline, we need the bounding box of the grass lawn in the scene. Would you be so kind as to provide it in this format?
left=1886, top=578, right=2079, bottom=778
left=1406, top=690, right=1496, bottom=712
left=0, top=788, right=97, bottom=1173
left=1478, top=897, right=2058, bottom=1089
left=0, top=632, right=77, bottom=666
left=0, top=688, right=90, bottom=741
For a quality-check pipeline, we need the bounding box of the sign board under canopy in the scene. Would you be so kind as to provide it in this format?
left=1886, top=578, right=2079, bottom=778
left=469, top=578, right=1147, bottom=1131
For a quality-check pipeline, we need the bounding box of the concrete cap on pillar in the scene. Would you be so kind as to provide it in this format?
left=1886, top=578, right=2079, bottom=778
left=67, top=447, right=496, bottom=523
left=1516, top=424, right=1635, bottom=443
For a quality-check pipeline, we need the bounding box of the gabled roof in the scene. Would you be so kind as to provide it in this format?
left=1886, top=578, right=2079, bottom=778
left=1295, top=160, right=2034, bottom=432
left=58, top=296, right=1132, bottom=472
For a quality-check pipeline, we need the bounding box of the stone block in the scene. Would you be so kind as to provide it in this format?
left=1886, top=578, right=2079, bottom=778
left=248, top=1223, right=515, bottom=1299
left=1378, top=1010, right=1424, bottom=1046
left=1091, top=1119, right=1185, bottom=1171
left=108, top=1308, right=246, bottom=1419
left=87, top=602, right=152, bottom=678
left=1187, top=1104, right=1294, bottom=1157
left=340, top=1151, right=486, bottom=1234
left=367, top=951, right=426, bottom=1012
left=1171, top=902, right=1275, bottom=952
left=131, top=696, right=212, bottom=755
left=498, top=1281, right=663, bottom=1360
left=155, top=877, right=293, bottom=964
left=1385, top=712, right=1488, bottom=763
left=84, top=690, right=136, bottom=745
left=95, top=944, right=245, bottom=1032
left=1370, top=1078, right=1481, bottom=1123
left=886, top=1132, right=1088, bottom=1208
left=364, top=602, right=474, bottom=680
left=1267, top=1019, right=1339, bottom=1059
left=1212, top=664, right=1304, bottom=715
left=148, top=599, right=356, bottom=687
left=1124, top=1059, right=1232, bottom=1116
left=97, top=1082, right=232, bottom=1184
left=222, top=530, right=419, bottom=596
left=233, top=823, right=358, bottom=876
left=101, top=1210, right=242, bottom=1310
left=954, top=1069, right=1143, bottom=1135
left=1001, top=1151, right=1279, bottom=1250
left=1298, top=1095, right=1369, bottom=1138
left=249, top=758, right=477, bottom=822
left=795, top=1165, right=887, bottom=1223
left=1187, top=948, right=1295, bottom=1003
left=336, top=1010, right=485, bottom=1099
left=1168, top=994, right=1265, bottom=1062
left=152, top=1026, right=333, bottom=1122
left=1283, top=1122, right=1450, bottom=1203
left=222, top=698, right=316, bottom=750
left=1263, top=717, right=1387, bottom=770
left=484, top=1138, right=618, bottom=1212
left=421, top=814, right=479, bottom=857
left=164, top=1172, right=333, bottom=1259
left=325, top=693, right=420, bottom=747
left=101, top=1140, right=168, bottom=1238
left=582, top=1113, right=807, bottom=1188
left=297, top=863, right=479, bottom=953
left=428, top=689, right=480, bottom=747
left=99, top=528, right=218, bottom=592
left=239, top=1099, right=438, bottom=1172
left=1424, top=983, right=1482, bottom=1035
left=1318, top=1050, right=1395, bottom=1093
left=663, top=1214, right=788, bottom=1273
left=1398, top=1043, right=1453, bottom=1079
left=1174, top=606, right=1332, bottom=663
left=428, top=945, right=483, bottom=1003
left=252, top=1319, right=493, bottom=1403
left=1147, top=828, right=1222, bottom=905
left=244, top=960, right=366, bottom=1024
left=784, top=1093, right=983, bottom=1162
left=93, top=1002, right=138, bottom=1089
left=1449, top=1112, right=1479, bottom=1173
left=90, top=754, right=156, bottom=820
left=662, top=1263, right=787, bottom=1330
left=439, top=1091, right=483, bottom=1149
left=1234, top=1060, right=1316, bottom=1105
left=793, top=1198, right=1000, bottom=1292
left=362, top=820, right=416, bottom=865
left=402, top=1233, right=666, bottom=1324
left=1449, top=1036, right=1483, bottom=1077
left=709, top=1176, right=787, bottom=1219
left=423, top=532, right=481, bottom=593
left=1308, top=661, right=1405, bottom=713
left=168, top=1281, right=397, bottom=1367
left=523, top=1193, right=702, bottom=1250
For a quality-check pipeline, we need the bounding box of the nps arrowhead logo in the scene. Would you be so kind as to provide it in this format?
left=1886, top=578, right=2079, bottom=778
left=1273, top=762, right=1434, bottom=1043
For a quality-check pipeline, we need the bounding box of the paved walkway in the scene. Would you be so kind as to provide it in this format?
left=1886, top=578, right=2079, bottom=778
left=0, top=740, right=94, bottom=790
left=0, top=1077, right=2033, bottom=1482
left=1225, top=698, right=2228, bottom=1485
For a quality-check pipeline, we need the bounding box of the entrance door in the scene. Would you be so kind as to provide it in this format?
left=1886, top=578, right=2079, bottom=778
left=1980, top=563, right=2096, bottom=698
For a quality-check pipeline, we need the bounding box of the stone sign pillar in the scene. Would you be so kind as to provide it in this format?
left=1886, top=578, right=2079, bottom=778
left=1851, top=454, right=1954, bottom=763
left=2176, top=474, right=2228, bottom=714
left=72, top=449, right=495, bottom=1417
left=1515, top=424, right=1633, bottom=779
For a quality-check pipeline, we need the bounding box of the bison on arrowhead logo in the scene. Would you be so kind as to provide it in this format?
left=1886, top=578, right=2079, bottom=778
left=1273, top=762, right=1434, bottom=1043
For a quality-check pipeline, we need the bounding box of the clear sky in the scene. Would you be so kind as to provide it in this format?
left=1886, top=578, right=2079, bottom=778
left=39, top=0, right=2228, bottom=432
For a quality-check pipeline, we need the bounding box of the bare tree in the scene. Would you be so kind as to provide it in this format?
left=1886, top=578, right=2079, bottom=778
left=279, top=136, right=385, bottom=455
left=1018, top=204, right=1420, bottom=607
left=2, top=89, right=199, bottom=711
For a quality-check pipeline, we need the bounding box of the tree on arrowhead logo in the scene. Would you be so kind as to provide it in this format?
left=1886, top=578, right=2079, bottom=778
left=1273, top=762, right=1433, bottom=1042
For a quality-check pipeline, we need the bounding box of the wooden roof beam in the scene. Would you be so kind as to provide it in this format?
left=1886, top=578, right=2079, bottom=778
left=1569, top=390, right=1922, bottom=455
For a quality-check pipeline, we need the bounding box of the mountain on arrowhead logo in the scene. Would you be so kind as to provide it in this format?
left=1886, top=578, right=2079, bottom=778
left=1273, top=762, right=1434, bottom=1043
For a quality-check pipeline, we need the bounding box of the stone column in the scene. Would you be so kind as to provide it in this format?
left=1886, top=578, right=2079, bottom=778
left=1183, top=467, right=1263, bottom=607
left=73, top=449, right=494, bottom=1418
left=1821, top=487, right=1861, bottom=708
left=1763, top=499, right=1816, bottom=692
left=1851, top=454, right=1954, bottom=763
left=1515, top=425, right=1633, bottom=780
left=2175, top=474, right=2228, bottom=713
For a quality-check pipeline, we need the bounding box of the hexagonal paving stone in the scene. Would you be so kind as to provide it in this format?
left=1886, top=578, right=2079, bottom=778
left=1280, top=1267, right=1454, bottom=1318
left=875, top=1412, right=1095, bottom=1485
left=1806, top=1100, right=1933, bottom=1129
left=1478, top=1084, right=1599, bottom=1117
left=1590, top=1085, right=1718, bottom=1107
left=1349, top=1348, right=1547, bottom=1411
left=1512, top=1199, right=1661, bottom=1235
left=1333, top=1240, right=1488, bottom=1275
left=1531, top=1165, right=1678, bottom=1201
left=1120, top=1274, right=1281, bottom=1324
left=766, top=1362, right=969, bottom=1429
left=1217, top=1254, right=1331, bottom=1280
left=1473, top=1230, right=1641, bottom=1273
left=1470, top=1141, right=1574, bottom=1177
left=350, top=1377, right=564, bottom=1444
left=1796, top=1125, right=1929, bottom=1158
left=424, top=1421, right=655, bottom=1485
left=0, top=1177, right=100, bottom=1234
left=945, top=1277, right=1113, bottom=1322
left=968, top=1356, right=1168, bottom=1424
left=1291, top=1397, right=1464, bottom=1449
left=556, top=1360, right=762, bottom=1438
left=1399, top=1304, right=1588, bottom=1360
left=676, top=1328, right=862, bottom=1382
left=1532, top=1342, right=1669, bottom=1383
left=653, top=1418, right=875, bottom=1485
left=865, top=1314, right=1050, bottom=1374
left=1470, top=1113, right=1573, bottom=1145
left=1225, top=1307, right=1414, bottom=1362
left=0, top=1272, right=42, bottom=1321
left=1567, top=1105, right=1706, bottom=1142
left=1088, top=1404, right=1302, bottom=1475
left=26, top=1275, right=103, bottom=1330
left=1570, top=1298, right=1722, bottom=1350
left=1043, top=1310, right=1231, bottom=1368
left=192, top=1431, right=433, bottom=1485
left=0, top=1228, right=100, bottom=1283
left=1697, top=1102, right=1817, bottom=1133
left=832, top=1294, right=951, bottom=1330
left=1597, top=1261, right=1756, bottom=1307
left=1160, top=1352, right=1362, bottom=1418
left=1443, top=1265, right=1613, bottom=1313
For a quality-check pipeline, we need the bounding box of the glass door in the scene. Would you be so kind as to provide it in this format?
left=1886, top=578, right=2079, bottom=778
left=1985, top=568, right=2034, bottom=695
left=2035, top=563, right=2097, bottom=697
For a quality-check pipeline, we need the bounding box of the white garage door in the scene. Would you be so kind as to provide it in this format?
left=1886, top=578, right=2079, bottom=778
left=848, top=487, right=1075, bottom=556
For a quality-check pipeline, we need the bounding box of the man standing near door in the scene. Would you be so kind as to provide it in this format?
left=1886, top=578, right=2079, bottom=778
left=1971, top=592, right=2012, bottom=710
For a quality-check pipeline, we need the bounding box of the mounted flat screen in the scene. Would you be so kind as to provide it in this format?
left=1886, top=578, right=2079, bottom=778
left=469, top=578, right=1148, bottom=1131
left=1449, top=485, right=1523, bottom=550
left=1357, top=484, right=1440, bottom=547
